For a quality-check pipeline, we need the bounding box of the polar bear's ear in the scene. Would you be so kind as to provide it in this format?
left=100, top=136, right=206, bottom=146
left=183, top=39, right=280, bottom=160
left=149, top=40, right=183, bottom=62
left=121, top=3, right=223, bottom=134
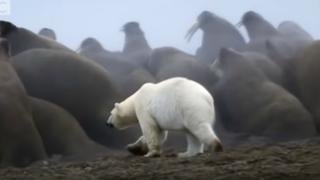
left=115, top=103, right=123, bottom=114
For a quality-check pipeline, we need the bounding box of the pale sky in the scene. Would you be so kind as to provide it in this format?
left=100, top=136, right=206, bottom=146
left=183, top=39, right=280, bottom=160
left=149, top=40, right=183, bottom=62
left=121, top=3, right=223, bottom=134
left=1, top=0, right=319, bottom=53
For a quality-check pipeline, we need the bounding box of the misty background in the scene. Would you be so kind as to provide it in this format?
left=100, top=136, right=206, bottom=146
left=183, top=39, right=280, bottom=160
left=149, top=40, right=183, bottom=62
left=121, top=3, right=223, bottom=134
left=1, top=0, right=319, bottom=53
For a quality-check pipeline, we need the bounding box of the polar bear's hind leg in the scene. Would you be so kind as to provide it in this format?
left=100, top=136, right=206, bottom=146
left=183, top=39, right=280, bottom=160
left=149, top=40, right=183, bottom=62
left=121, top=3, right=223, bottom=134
left=178, top=133, right=203, bottom=158
left=188, top=123, right=223, bottom=155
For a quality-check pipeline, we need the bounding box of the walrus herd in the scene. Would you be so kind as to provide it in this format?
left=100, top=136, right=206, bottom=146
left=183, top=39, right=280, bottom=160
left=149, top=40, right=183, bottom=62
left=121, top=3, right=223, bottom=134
left=0, top=10, right=319, bottom=167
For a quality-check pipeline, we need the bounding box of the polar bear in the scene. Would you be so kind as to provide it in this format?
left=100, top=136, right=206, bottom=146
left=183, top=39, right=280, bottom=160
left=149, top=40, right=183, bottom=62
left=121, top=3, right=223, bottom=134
left=106, top=77, right=222, bottom=157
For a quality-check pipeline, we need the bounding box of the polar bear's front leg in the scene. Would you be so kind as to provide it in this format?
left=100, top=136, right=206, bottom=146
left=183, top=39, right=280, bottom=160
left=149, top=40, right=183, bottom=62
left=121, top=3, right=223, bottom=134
left=137, top=113, right=164, bottom=157
left=178, top=133, right=203, bottom=158
left=127, top=131, right=168, bottom=156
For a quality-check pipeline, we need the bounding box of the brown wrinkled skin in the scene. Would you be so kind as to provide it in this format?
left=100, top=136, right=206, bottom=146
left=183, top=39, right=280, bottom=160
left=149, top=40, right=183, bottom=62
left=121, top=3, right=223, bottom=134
left=11, top=49, right=139, bottom=148
left=0, top=40, right=47, bottom=167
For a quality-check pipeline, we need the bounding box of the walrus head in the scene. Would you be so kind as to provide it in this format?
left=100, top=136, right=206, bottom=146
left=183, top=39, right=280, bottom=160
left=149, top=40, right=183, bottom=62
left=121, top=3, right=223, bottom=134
left=77, top=37, right=103, bottom=53
left=121, top=21, right=143, bottom=35
left=236, top=11, right=264, bottom=28
left=0, top=21, right=18, bottom=37
left=38, top=28, right=56, bottom=40
left=185, top=11, right=217, bottom=42
left=237, top=11, right=277, bottom=40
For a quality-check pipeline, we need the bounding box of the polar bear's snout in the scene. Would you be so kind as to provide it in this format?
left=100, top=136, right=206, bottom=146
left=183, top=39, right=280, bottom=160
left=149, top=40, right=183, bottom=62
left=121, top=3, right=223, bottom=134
left=106, top=116, right=114, bottom=128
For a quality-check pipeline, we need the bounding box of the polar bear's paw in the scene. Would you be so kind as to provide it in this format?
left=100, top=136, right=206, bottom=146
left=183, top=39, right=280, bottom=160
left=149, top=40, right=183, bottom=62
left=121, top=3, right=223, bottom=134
left=126, top=142, right=148, bottom=156
left=177, top=151, right=202, bottom=158
left=144, top=150, right=161, bottom=158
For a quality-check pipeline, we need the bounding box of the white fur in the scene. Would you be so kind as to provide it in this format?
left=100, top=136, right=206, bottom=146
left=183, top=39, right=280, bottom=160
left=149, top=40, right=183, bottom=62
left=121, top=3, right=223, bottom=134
left=107, top=77, right=221, bottom=157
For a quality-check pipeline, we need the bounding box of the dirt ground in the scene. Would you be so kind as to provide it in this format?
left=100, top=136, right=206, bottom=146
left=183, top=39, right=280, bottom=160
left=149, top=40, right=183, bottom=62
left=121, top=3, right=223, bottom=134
left=1, top=138, right=320, bottom=180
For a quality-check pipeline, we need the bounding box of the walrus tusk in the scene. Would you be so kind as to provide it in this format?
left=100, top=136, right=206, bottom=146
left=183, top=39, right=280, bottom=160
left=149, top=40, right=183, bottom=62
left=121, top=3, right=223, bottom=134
left=185, top=22, right=200, bottom=42
left=236, top=21, right=243, bottom=28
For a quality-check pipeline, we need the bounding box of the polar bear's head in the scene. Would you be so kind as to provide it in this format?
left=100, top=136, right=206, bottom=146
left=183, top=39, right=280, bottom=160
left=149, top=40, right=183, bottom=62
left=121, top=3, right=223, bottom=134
left=106, top=102, right=137, bottom=130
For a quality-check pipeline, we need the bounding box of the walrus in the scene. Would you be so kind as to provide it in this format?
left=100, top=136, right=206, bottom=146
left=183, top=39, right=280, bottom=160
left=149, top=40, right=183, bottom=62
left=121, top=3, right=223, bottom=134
left=0, top=39, right=46, bottom=167
left=213, top=48, right=316, bottom=141
left=78, top=37, right=156, bottom=98
left=286, top=41, right=320, bottom=133
left=265, top=21, right=314, bottom=67
left=211, top=51, right=284, bottom=86
left=278, top=21, right=314, bottom=42
left=0, top=21, right=71, bottom=55
left=38, top=28, right=57, bottom=40
left=148, top=47, right=218, bottom=93
left=11, top=49, right=139, bottom=148
left=186, top=11, right=246, bottom=64
left=238, top=11, right=279, bottom=55
left=78, top=37, right=123, bottom=60
left=30, top=97, right=108, bottom=157
left=121, top=21, right=152, bottom=69
left=239, top=11, right=308, bottom=67
left=121, top=69, right=157, bottom=98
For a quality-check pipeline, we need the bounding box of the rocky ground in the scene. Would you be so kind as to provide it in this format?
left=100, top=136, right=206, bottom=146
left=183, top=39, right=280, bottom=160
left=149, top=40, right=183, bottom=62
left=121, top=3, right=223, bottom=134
left=1, top=138, right=320, bottom=180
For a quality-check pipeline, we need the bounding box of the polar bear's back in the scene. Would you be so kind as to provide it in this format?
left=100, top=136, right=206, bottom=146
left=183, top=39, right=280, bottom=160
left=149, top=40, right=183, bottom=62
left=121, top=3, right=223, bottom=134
left=139, top=77, right=215, bottom=130
left=157, top=77, right=212, bottom=98
left=158, top=77, right=213, bottom=107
